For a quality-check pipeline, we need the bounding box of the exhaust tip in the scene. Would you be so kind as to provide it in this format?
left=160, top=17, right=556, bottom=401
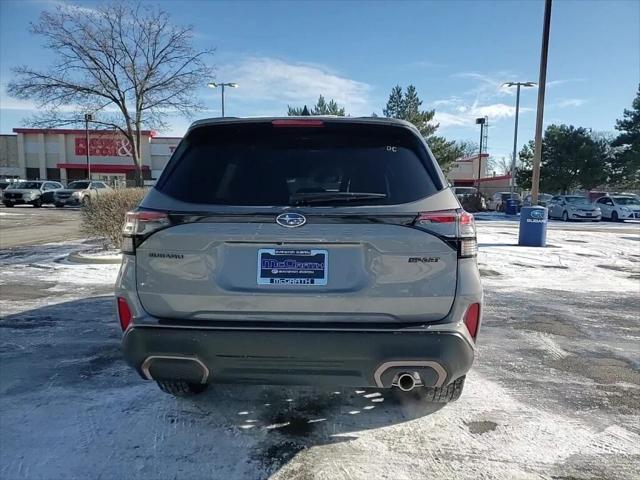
left=397, top=373, right=417, bottom=392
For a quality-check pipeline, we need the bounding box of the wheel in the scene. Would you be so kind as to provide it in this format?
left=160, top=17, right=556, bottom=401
left=82, top=196, right=90, bottom=206
left=497, top=203, right=504, bottom=212
left=55, top=203, right=64, bottom=208
left=562, top=211, right=569, bottom=222
left=422, top=376, right=466, bottom=403
left=611, top=211, right=619, bottom=222
left=32, top=199, right=42, bottom=208
left=4, top=202, right=14, bottom=208
left=156, top=380, right=208, bottom=397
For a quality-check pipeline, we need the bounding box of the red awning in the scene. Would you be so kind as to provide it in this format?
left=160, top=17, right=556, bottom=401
left=57, top=163, right=150, bottom=173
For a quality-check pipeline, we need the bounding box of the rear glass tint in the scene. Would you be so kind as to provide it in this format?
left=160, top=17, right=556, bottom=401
left=156, top=122, right=441, bottom=206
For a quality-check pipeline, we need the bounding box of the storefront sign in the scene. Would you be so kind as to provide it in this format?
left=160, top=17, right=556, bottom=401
left=75, top=137, right=132, bottom=157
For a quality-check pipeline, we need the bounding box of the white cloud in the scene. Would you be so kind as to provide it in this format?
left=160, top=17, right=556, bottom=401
left=547, top=78, right=586, bottom=88
left=553, top=98, right=586, bottom=108
left=433, top=97, right=531, bottom=129
left=215, top=57, right=373, bottom=115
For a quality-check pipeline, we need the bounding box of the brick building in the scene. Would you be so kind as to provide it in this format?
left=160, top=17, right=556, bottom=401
left=0, top=128, right=181, bottom=186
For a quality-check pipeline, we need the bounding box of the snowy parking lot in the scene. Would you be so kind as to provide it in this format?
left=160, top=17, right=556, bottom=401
left=0, top=214, right=639, bottom=480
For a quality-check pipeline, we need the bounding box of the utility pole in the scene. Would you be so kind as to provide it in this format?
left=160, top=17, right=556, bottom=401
left=531, top=0, right=553, bottom=205
left=84, top=113, right=92, bottom=180
left=475, top=117, right=487, bottom=189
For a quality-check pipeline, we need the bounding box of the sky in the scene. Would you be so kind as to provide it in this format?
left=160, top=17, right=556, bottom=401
left=0, top=0, right=638, bottom=165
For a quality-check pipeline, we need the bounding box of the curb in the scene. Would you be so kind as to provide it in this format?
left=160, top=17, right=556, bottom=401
left=67, top=251, right=122, bottom=264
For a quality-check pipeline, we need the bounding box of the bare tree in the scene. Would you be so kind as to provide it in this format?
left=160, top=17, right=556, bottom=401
left=490, top=156, right=512, bottom=175
left=8, top=3, right=213, bottom=186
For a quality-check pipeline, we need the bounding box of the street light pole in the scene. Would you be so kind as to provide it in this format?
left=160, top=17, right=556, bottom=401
left=503, top=81, right=536, bottom=199
left=207, top=82, right=239, bottom=117
left=84, top=113, right=92, bottom=179
left=531, top=0, right=553, bottom=205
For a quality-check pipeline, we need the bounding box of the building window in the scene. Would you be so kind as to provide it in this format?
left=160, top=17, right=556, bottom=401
left=26, top=168, right=40, bottom=180
left=46, top=168, right=61, bottom=181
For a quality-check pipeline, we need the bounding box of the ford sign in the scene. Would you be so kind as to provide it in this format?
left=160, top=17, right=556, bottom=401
left=276, top=213, right=307, bottom=228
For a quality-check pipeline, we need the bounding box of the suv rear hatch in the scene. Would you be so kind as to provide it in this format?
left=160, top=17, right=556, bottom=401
left=128, top=119, right=471, bottom=324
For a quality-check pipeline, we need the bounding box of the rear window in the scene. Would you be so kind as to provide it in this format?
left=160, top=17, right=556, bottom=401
left=156, top=122, right=441, bottom=206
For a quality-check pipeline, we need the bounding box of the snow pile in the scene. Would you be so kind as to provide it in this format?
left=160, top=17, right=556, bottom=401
left=477, top=223, right=640, bottom=292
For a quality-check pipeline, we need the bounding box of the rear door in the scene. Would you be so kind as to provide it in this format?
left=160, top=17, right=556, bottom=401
left=135, top=120, right=460, bottom=324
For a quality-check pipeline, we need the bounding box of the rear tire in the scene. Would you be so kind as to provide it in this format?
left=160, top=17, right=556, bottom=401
left=4, top=203, right=14, bottom=208
left=32, top=199, right=42, bottom=208
left=562, top=211, right=569, bottom=222
left=156, top=380, right=208, bottom=397
left=422, top=375, right=466, bottom=403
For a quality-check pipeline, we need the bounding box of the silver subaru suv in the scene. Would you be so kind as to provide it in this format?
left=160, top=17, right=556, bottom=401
left=116, top=117, right=483, bottom=402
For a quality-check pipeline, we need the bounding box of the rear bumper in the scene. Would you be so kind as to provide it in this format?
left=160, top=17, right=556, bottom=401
left=122, top=324, right=475, bottom=388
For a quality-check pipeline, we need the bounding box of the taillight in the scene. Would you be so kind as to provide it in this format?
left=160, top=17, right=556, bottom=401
left=117, top=297, right=133, bottom=331
left=464, top=303, right=481, bottom=340
left=272, top=119, right=324, bottom=128
left=122, top=210, right=170, bottom=254
left=414, top=209, right=477, bottom=258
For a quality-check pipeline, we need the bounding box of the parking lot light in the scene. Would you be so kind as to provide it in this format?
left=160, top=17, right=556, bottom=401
left=207, top=82, right=239, bottom=117
left=502, top=82, right=537, bottom=199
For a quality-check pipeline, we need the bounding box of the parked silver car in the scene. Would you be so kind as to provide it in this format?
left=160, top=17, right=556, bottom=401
left=2, top=180, right=63, bottom=207
left=595, top=195, right=640, bottom=221
left=53, top=180, right=112, bottom=207
left=548, top=195, right=601, bottom=221
left=115, top=117, right=483, bottom=402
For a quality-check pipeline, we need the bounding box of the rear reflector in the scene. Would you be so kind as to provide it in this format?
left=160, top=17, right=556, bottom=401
left=272, top=119, right=324, bottom=128
left=117, top=297, right=133, bottom=331
left=464, top=303, right=480, bottom=339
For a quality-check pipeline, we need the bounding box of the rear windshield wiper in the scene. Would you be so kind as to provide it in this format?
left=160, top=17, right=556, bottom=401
left=291, top=191, right=387, bottom=205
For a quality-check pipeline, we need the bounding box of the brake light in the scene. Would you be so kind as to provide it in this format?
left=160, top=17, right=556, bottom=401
left=117, top=297, right=133, bottom=331
left=414, top=209, right=477, bottom=258
left=272, top=119, right=324, bottom=128
left=464, top=303, right=480, bottom=340
left=122, top=210, right=170, bottom=254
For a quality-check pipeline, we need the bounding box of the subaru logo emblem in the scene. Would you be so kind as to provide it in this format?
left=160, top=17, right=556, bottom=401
left=276, top=212, right=306, bottom=228
left=530, top=209, right=545, bottom=219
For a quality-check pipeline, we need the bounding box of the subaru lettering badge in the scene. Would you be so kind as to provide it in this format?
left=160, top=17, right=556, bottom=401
left=276, top=212, right=306, bottom=228
left=530, top=209, right=545, bottom=219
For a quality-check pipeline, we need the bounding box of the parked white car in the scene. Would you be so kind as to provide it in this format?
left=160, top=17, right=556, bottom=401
left=594, top=195, right=640, bottom=221
left=53, top=180, right=112, bottom=207
left=548, top=195, right=601, bottom=222
left=2, top=180, right=63, bottom=207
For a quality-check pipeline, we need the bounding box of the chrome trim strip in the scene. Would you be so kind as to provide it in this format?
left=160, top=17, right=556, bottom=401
left=140, top=355, right=210, bottom=384
left=373, top=360, right=447, bottom=388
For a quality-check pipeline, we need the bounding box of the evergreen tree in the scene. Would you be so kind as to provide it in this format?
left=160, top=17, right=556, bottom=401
left=515, top=125, right=609, bottom=193
left=383, top=85, right=404, bottom=118
left=610, top=85, right=640, bottom=187
left=287, top=95, right=346, bottom=116
left=383, top=84, right=447, bottom=166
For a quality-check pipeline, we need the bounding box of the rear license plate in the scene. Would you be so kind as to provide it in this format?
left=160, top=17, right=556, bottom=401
left=257, top=249, right=328, bottom=286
